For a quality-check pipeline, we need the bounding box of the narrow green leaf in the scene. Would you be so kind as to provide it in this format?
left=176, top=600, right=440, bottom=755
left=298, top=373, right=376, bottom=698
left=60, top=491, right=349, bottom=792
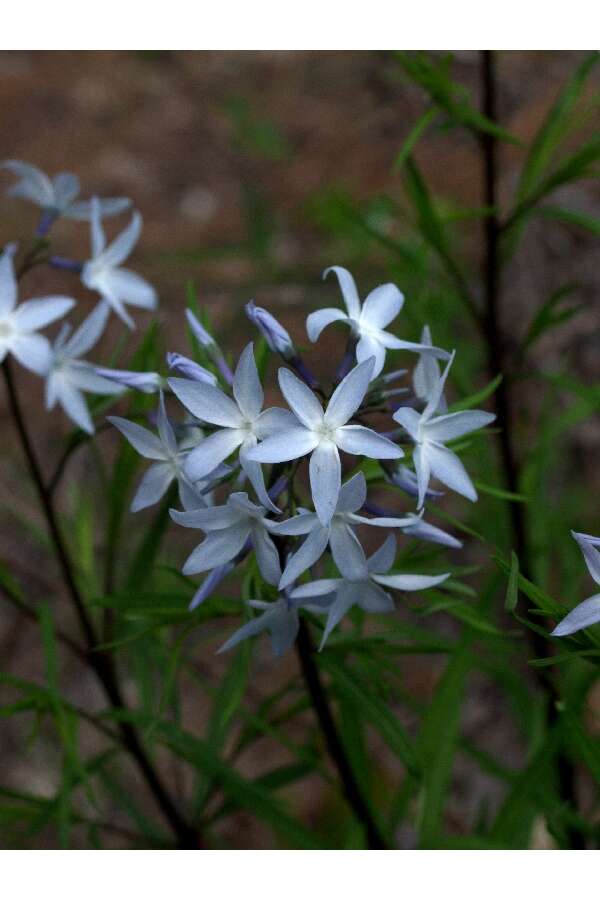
left=393, top=106, right=440, bottom=171
left=505, top=551, right=519, bottom=612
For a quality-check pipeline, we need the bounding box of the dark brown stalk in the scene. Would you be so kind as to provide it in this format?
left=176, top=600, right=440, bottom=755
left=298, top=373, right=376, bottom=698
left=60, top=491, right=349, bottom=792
left=2, top=357, right=200, bottom=849
left=479, top=50, right=584, bottom=849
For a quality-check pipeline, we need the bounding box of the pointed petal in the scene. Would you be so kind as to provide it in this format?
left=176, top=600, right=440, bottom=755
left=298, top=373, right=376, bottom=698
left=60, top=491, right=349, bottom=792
left=182, top=522, right=250, bottom=575
left=324, top=358, right=374, bottom=428
left=102, top=268, right=157, bottom=310
left=240, top=442, right=280, bottom=514
left=268, top=606, right=300, bottom=656
left=413, top=444, right=431, bottom=511
left=108, top=416, right=166, bottom=460
left=403, top=517, right=462, bottom=549
left=319, top=591, right=353, bottom=650
left=335, top=424, right=403, bottom=459
left=268, top=511, right=317, bottom=536
left=373, top=572, right=449, bottom=591
left=290, top=578, right=342, bottom=600
left=279, top=526, right=329, bottom=590
left=13, top=296, right=75, bottom=331
left=251, top=526, right=281, bottom=586
left=426, top=443, right=477, bottom=502
left=55, top=379, right=94, bottom=433
left=89, top=197, right=106, bottom=257
left=392, top=407, right=421, bottom=441
left=367, top=534, right=396, bottom=575
left=170, top=503, right=241, bottom=531
left=156, top=391, right=177, bottom=456
left=355, top=334, right=386, bottom=378
left=67, top=363, right=127, bottom=395
left=306, top=307, right=349, bottom=342
left=63, top=302, right=109, bottom=358
left=360, top=282, right=404, bottom=328
left=190, top=563, right=233, bottom=610
left=336, top=472, right=367, bottom=514
left=246, top=427, right=319, bottom=463
left=551, top=594, right=600, bottom=637
left=52, top=172, right=80, bottom=209
left=2, top=160, right=54, bottom=206
left=0, top=248, right=17, bottom=314
left=423, top=351, right=455, bottom=422
left=309, top=440, right=341, bottom=526
left=323, top=266, right=361, bottom=318
left=184, top=428, right=242, bottom=482
left=424, top=410, right=496, bottom=443
left=329, top=521, right=368, bottom=580
left=168, top=377, right=243, bottom=427
left=278, top=367, right=323, bottom=428
left=103, top=211, right=141, bottom=267
left=65, top=197, right=131, bottom=221
left=572, top=531, right=600, bottom=586
left=9, top=333, right=51, bottom=375
left=254, top=406, right=297, bottom=439
left=131, top=462, right=174, bottom=512
left=233, top=342, right=263, bottom=421
left=218, top=608, right=272, bottom=654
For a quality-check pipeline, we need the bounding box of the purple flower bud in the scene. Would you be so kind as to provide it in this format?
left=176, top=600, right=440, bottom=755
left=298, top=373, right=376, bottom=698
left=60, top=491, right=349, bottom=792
left=186, top=308, right=215, bottom=348
left=36, top=209, right=59, bottom=237
left=49, top=255, right=83, bottom=274
left=166, top=352, right=217, bottom=386
left=245, top=300, right=295, bottom=359
left=94, top=366, right=163, bottom=394
left=189, top=563, right=234, bottom=610
left=388, top=465, right=444, bottom=500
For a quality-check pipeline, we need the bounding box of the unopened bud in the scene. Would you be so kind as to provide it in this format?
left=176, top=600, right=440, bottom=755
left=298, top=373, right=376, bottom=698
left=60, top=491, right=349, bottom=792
left=245, top=300, right=295, bottom=359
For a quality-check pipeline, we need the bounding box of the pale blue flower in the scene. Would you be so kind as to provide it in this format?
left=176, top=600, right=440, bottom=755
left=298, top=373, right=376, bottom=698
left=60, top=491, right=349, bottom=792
left=217, top=589, right=335, bottom=657
left=0, top=246, right=75, bottom=375
left=169, top=342, right=293, bottom=514
left=393, top=352, right=495, bottom=509
left=247, top=358, right=402, bottom=526
left=109, top=393, right=209, bottom=512
left=1, top=160, right=130, bottom=222
left=44, top=302, right=123, bottom=433
left=290, top=534, right=449, bottom=649
left=170, top=492, right=281, bottom=586
left=306, top=266, right=448, bottom=379
left=270, top=472, right=418, bottom=589
left=552, top=532, right=600, bottom=637
left=81, top=198, right=157, bottom=329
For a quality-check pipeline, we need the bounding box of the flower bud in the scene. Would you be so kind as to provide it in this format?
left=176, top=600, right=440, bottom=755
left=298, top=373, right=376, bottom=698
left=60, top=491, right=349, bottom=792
left=186, top=308, right=215, bottom=348
left=94, top=366, right=163, bottom=394
left=245, top=300, right=295, bottom=359
left=166, top=352, right=217, bottom=386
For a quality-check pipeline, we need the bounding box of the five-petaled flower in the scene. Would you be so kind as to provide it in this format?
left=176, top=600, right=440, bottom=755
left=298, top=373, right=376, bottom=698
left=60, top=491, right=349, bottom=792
left=81, top=197, right=157, bottom=328
left=169, top=342, right=293, bottom=514
left=290, top=534, right=449, bottom=649
left=393, top=352, right=495, bottom=509
left=0, top=246, right=75, bottom=375
left=306, top=266, right=448, bottom=379
left=44, top=302, right=124, bottom=433
left=247, top=357, right=402, bottom=526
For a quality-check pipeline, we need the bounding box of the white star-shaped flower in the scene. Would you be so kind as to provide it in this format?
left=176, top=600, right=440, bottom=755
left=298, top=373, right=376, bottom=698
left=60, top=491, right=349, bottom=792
left=270, top=472, right=418, bottom=589
left=109, top=393, right=210, bottom=512
left=44, top=302, right=124, bottom=433
left=2, top=160, right=130, bottom=221
left=393, top=352, right=496, bottom=509
left=306, top=266, right=448, bottom=379
left=170, top=492, right=281, bottom=586
left=168, top=342, right=293, bottom=514
left=81, top=198, right=157, bottom=329
left=290, top=534, right=449, bottom=649
left=552, top=531, right=600, bottom=637
left=247, top=357, right=402, bottom=526
left=0, top=247, right=75, bottom=375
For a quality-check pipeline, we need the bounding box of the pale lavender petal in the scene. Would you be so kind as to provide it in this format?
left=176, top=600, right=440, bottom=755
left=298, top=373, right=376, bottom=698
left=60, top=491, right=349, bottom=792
left=426, top=443, right=477, bottom=502
left=13, top=296, right=75, bottom=331
left=279, top=526, right=329, bottom=590
left=184, top=428, right=243, bottom=482
left=103, top=268, right=157, bottom=310
left=309, top=440, right=341, bottom=526
left=182, top=522, right=250, bottom=575
left=168, top=377, right=243, bottom=427
left=572, top=531, right=600, bottom=587
left=360, top=282, right=404, bottom=328
left=268, top=512, right=318, bottom=536
left=329, top=521, right=368, bottom=580
left=278, top=367, right=323, bottom=428
left=157, top=391, right=177, bottom=456
left=422, top=351, right=455, bottom=422
left=9, top=333, right=51, bottom=375
left=251, top=526, right=282, bottom=586
left=0, top=247, right=17, bottom=314
left=324, top=358, right=374, bottom=428
left=131, top=462, right=174, bottom=512
left=233, top=342, right=263, bottom=421
left=413, top=444, right=431, bottom=511
left=306, top=307, right=348, bottom=342
left=102, top=211, right=141, bottom=267
left=373, top=571, right=450, bottom=591
left=246, top=427, right=319, bottom=463
left=63, top=302, right=109, bottom=358
left=355, top=334, right=386, bottom=379
left=335, top=424, right=403, bottom=459
left=393, top=407, right=421, bottom=441
left=170, top=503, right=241, bottom=531
left=323, top=266, right=361, bottom=319
left=336, top=472, right=367, bottom=514
left=108, top=416, right=167, bottom=460
left=424, top=410, right=496, bottom=443
left=551, top=594, right=600, bottom=637
left=55, top=379, right=94, bottom=433
left=367, top=534, right=396, bottom=575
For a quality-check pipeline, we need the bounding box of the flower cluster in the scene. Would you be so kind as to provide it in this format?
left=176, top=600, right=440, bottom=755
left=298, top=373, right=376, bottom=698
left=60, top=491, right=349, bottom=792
left=1, top=163, right=499, bottom=657
left=1, top=160, right=157, bottom=433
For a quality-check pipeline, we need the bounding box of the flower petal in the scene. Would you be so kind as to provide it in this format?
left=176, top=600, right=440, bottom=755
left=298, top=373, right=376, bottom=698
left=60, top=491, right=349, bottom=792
left=240, top=440, right=280, bottom=514
left=0, top=247, right=17, bottom=315
left=9, top=333, right=51, bottom=375
left=168, top=377, right=243, bottom=427
left=157, top=391, right=178, bottom=456
left=329, top=521, right=368, bottom=580
left=217, top=609, right=272, bottom=654
left=13, top=296, right=75, bottom=331
left=360, top=282, right=404, bottom=328
left=424, top=410, right=496, bottom=443
left=373, top=572, right=450, bottom=591
left=108, top=416, right=167, bottom=460
left=319, top=591, right=353, bottom=650
left=246, top=426, right=319, bottom=463
left=367, top=534, right=396, bottom=575
left=309, top=440, right=341, bottom=526
left=572, top=531, right=600, bottom=586
left=551, top=593, right=600, bottom=637
left=102, top=268, right=157, bottom=310
left=52, top=172, right=80, bottom=210
left=2, top=159, right=54, bottom=207
left=131, top=462, right=174, bottom=512
left=413, top=445, right=431, bottom=511
left=393, top=407, right=421, bottom=441
left=89, top=197, right=106, bottom=257
left=182, top=522, right=250, bottom=575
left=403, top=517, right=462, bottom=549
left=426, top=443, right=477, bottom=502
left=170, top=503, right=241, bottom=531
left=336, top=471, right=367, bottom=514
left=279, top=526, right=329, bottom=590
left=55, top=378, right=94, bottom=433
left=335, top=424, right=403, bottom=459
left=233, top=342, right=263, bottom=422
left=268, top=511, right=317, bottom=536
left=423, top=351, right=455, bottom=421
left=305, top=307, right=349, bottom=342
left=63, top=302, right=109, bottom=358
left=184, top=428, right=243, bottom=482
left=355, top=334, right=386, bottom=379
left=278, top=367, right=323, bottom=428
left=323, top=266, right=361, bottom=319
left=324, top=358, right=374, bottom=428
left=251, top=526, right=281, bottom=586
left=102, top=211, right=141, bottom=267
left=254, top=407, right=297, bottom=439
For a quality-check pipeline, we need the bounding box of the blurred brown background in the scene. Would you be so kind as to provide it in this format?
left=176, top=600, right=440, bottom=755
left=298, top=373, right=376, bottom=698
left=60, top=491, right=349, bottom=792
left=1, top=51, right=599, bottom=848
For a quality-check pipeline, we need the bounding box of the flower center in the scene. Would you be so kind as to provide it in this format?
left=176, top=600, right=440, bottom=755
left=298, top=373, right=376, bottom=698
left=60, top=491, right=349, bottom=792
left=316, top=422, right=337, bottom=441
